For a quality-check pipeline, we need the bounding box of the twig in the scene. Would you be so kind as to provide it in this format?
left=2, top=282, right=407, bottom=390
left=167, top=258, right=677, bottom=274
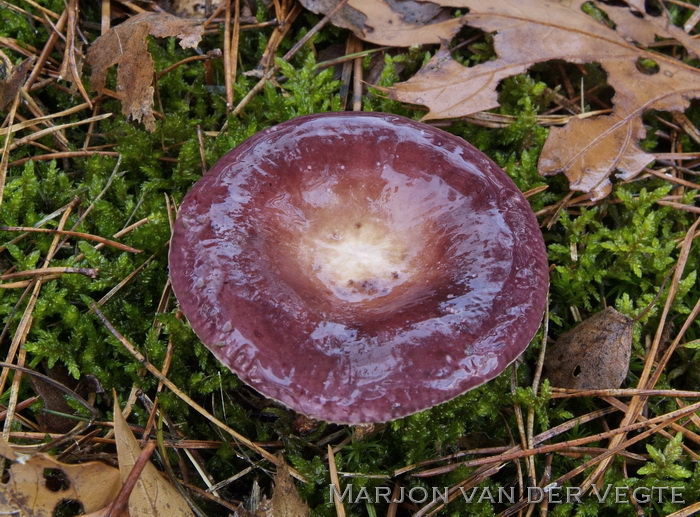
left=352, top=36, right=362, bottom=111
left=0, top=102, right=91, bottom=138
left=101, top=0, right=110, bottom=35
left=8, top=113, right=112, bottom=151
left=62, top=0, right=92, bottom=106
left=328, top=445, right=347, bottom=517
left=0, top=267, right=98, bottom=280
left=0, top=226, right=142, bottom=253
left=645, top=167, right=700, bottom=190
left=230, top=0, right=241, bottom=102
left=0, top=95, right=20, bottom=209
left=105, top=440, right=157, bottom=517
left=656, top=200, right=700, bottom=214
left=9, top=150, right=119, bottom=167
left=551, top=388, right=700, bottom=398
left=223, top=0, right=233, bottom=109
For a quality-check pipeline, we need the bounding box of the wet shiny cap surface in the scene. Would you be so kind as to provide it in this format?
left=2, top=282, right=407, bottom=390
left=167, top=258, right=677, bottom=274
left=169, top=112, right=549, bottom=424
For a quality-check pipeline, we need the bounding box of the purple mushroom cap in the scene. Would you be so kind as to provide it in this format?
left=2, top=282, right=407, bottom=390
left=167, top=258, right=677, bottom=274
left=169, top=112, right=548, bottom=424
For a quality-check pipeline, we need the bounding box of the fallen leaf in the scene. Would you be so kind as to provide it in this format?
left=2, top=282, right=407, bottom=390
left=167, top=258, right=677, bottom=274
left=0, top=436, right=121, bottom=516
left=388, top=0, right=700, bottom=199
left=269, top=463, right=310, bottom=517
left=298, top=0, right=461, bottom=46
left=544, top=307, right=633, bottom=390
left=86, top=12, right=204, bottom=131
left=253, top=462, right=310, bottom=517
left=0, top=57, right=34, bottom=111
left=602, top=3, right=700, bottom=56
left=113, top=395, right=195, bottom=517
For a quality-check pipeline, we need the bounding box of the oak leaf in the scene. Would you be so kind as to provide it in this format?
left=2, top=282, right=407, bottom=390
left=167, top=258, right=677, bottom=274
left=113, top=396, right=195, bottom=516
left=86, top=12, right=203, bottom=132
left=388, top=0, right=700, bottom=199
left=0, top=436, right=121, bottom=516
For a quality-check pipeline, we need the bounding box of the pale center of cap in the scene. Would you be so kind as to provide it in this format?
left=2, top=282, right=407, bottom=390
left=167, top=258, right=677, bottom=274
left=305, top=218, right=410, bottom=303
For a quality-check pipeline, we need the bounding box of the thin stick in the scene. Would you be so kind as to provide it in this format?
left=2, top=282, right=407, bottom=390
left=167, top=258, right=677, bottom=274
left=646, top=167, right=700, bottom=190
left=317, top=46, right=390, bottom=71
left=101, top=0, right=110, bottom=35
left=603, top=396, right=700, bottom=458
left=63, top=0, right=92, bottom=106
left=230, top=0, right=241, bottom=99
left=526, top=298, right=549, bottom=488
left=9, top=150, right=119, bottom=167
left=223, top=0, right=233, bottom=109
left=656, top=200, right=700, bottom=214
left=0, top=275, right=63, bottom=289
left=0, top=95, right=20, bottom=209
left=0, top=102, right=91, bottom=138
left=1, top=267, right=98, bottom=280
left=18, top=0, right=60, bottom=19
left=352, top=36, right=362, bottom=111
left=9, top=113, right=112, bottom=151
left=328, top=445, right=346, bottom=517
left=0, top=226, right=141, bottom=253
left=551, top=387, right=700, bottom=398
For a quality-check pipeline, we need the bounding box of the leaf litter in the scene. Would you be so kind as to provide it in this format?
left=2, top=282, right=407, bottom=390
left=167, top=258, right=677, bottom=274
left=0, top=436, right=121, bottom=516
left=86, top=12, right=204, bottom=132
left=376, top=0, right=700, bottom=199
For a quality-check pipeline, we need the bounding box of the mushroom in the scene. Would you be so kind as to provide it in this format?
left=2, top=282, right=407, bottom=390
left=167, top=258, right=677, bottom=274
left=169, top=112, right=548, bottom=424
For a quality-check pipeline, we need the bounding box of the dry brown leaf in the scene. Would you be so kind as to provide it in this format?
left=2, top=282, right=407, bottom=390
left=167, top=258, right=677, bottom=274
left=270, top=462, right=310, bottom=517
left=388, top=0, right=700, bottom=199
left=253, top=462, right=310, bottom=517
left=544, top=307, right=633, bottom=390
left=113, top=395, right=195, bottom=517
left=86, top=12, right=203, bottom=131
left=0, top=57, right=34, bottom=111
left=603, top=3, right=700, bottom=56
left=0, top=436, right=121, bottom=516
left=298, top=0, right=461, bottom=46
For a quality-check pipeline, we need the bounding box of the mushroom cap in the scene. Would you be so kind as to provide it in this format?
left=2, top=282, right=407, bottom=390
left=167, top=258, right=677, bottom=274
left=169, top=112, right=548, bottom=424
